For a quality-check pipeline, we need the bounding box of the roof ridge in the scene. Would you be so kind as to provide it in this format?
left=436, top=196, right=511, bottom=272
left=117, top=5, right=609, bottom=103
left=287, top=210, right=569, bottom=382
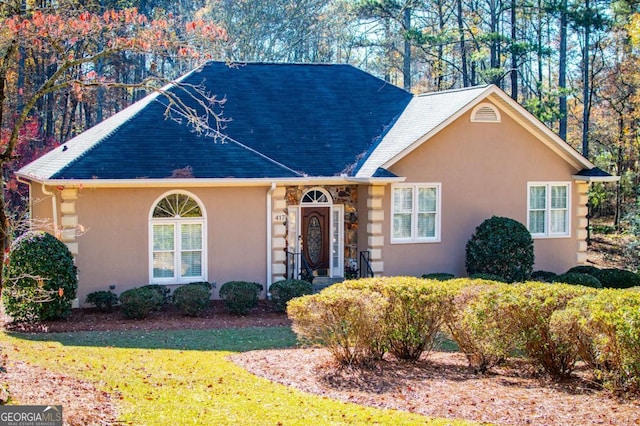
left=415, top=84, right=490, bottom=98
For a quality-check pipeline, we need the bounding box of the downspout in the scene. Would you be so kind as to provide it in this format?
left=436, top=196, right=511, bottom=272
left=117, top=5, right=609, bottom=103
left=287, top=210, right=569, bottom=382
left=266, top=182, right=276, bottom=298
left=15, top=177, right=33, bottom=230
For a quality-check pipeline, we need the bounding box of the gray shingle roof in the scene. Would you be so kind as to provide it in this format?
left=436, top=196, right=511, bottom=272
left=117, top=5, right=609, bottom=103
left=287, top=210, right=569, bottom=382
left=19, top=62, right=412, bottom=181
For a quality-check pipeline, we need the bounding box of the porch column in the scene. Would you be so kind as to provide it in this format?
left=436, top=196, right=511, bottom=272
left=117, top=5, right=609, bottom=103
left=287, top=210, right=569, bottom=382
left=366, top=185, right=385, bottom=275
left=59, top=188, right=79, bottom=256
left=575, top=182, right=589, bottom=264
left=271, top=186, right=288, bottom=284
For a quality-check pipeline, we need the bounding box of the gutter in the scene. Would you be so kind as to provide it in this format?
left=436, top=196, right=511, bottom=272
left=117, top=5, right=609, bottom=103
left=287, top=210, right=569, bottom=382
left=266, top=182, right=277, bottom=297
left=572, top=174, right=620, bottom=183
left=15, top=175, right=407, bottom=189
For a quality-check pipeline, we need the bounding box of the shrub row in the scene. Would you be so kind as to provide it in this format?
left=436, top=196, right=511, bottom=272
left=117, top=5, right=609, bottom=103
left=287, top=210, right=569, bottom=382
left=287, top=277, right=640, bottom=394
left=86, top=278, right=311, bottom=319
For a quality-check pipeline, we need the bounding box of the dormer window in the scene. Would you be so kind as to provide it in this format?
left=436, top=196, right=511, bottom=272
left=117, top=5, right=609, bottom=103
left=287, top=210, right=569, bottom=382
left=471, top=103, right=501, bottom=123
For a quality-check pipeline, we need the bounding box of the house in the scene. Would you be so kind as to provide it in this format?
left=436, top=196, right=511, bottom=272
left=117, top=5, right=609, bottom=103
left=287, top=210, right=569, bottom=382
left=17, top=61, right=616, bottom=304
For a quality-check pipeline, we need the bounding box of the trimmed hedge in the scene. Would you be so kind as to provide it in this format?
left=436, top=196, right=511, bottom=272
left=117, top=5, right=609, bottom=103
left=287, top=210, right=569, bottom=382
left=3, top=231, right=78, bottom=322
left=531, top=270, right=558, bottom=282
left=444, top=281, right=515, bottom=372
left=119, top=287, right=163, bottom=319
left=288, top=287, right=388, bottom=365
left=173, top=284, right=211, bottom=316
left=269, top=279, right=313, bottom=312
left=139, top=284, right=171, bottom=310
left=565, top=266, right=640, bottom=289
left=86, top=291, right=118, bottom=313
left=219, top=281, right=263, bottom=315
left=553, top=272, right=603, bottom=289
left=551, top=289, right=640, bottom=393
left=421, top=273, right=455, bottom=281
left=465, top=216, right=534, bottom=283
left=287, top=276, right=639, bottom=388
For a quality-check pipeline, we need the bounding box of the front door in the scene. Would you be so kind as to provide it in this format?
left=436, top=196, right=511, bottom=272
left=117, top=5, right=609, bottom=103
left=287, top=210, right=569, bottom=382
left=301, top=207, right=330, bottom=276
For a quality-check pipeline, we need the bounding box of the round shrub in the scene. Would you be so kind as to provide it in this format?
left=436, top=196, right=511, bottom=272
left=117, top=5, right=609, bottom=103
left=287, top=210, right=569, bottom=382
left=531, top=270, right=558, bottom=283
left=119, top=287, right=163, bottom=319
left=269, top=279, right=313, bottom=312
left=139, top=284, right=171, bottom=310
left=592, top=268, right=640, bottom=289
left=288, top=287, right=389, bottom=366
left=465, top=216, right=534, bottom=283
left=3, top=231, right=78, bottom=322
left=554, top=272, right=602, bottom=289
left=86, top=291, right=118, bottom=313
left=219, top=281, right=264, bottom=315
left=421, top=273, right=455, bottom=281
left=469, top=273, right=508, bottom=283
left=173, top=284, right=211, bottom=316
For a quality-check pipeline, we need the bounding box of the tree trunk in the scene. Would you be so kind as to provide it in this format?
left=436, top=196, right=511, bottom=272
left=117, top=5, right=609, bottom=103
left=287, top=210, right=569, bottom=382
left=581, top=5, right=591, bottom=159
left=403, top=6, right=412, bottom=91
left=510, top=0, right=518, bottom=100
left=458, top=0, right=469, bottom=86
left=558, top=0, right=568, bottom=140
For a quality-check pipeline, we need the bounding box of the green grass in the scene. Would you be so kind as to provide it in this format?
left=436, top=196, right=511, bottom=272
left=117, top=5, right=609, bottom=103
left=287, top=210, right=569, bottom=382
left=0, top=327, right=474, bottom=425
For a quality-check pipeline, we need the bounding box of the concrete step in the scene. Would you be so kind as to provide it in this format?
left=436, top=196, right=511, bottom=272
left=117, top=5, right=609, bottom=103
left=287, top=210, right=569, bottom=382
left=312, top=276, right=344, bottom=293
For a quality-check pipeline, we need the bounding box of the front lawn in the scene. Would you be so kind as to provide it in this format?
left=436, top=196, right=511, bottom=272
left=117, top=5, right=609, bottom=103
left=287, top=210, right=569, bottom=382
left=0, top=327, right=469, bottom=425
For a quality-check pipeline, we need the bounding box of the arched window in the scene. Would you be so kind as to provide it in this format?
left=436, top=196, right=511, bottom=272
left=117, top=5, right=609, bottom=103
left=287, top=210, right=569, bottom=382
left=149, top=191, right=206, bottom=284
left=470, top=102, right=501, bottom=123
left=301, top=188, right=332, bottom=205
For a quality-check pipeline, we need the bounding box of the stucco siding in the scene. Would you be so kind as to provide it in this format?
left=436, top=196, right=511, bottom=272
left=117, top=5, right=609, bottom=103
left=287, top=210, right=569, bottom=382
left=383, top=104, right=582, bottom=277
left=33, top=186, right=267, bottom=304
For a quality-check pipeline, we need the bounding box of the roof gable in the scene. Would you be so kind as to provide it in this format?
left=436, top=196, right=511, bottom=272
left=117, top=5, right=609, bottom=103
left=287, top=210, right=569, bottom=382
left=355, top=85, right=595, bottom=178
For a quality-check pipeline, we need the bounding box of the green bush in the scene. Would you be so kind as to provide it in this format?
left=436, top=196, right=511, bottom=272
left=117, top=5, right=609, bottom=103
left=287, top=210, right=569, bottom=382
left=497, top=282, right=596, bottom=378
left=465, top=216, right=534, bottom=283
left=552, top=290, right=640, bottom=393
left=219, top=281, right=264, bottom=315
left=444, top=282, right=516, bottom=372
left=2, top=231, right=78, bottom=322
left=173, top=284, right=211, bottom=317
left=119, top=287, right=163, bottom=319
left=468, top=273, right=508, bottom=283
left=86, top=291, right=118, bottom=313
left=139, top=284, right=171, bottom=309
left=421, top=273, right=455, bottom=281
left=269, top=279, right=313, bottom=312
left=531, top=270, right=558, bottom=282
left=592, top=268, right=640, bottom=289
left=566, top=265, right=601, bottom=276
left=553, top=272, right=603, bottom=289
left=287, top=287, right=388, bottom=365
left=379, top=277, right=456, bottom=361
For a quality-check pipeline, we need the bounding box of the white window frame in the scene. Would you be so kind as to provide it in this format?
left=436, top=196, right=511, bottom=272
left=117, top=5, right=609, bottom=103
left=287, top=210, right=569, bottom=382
left=149, top=190, right=207, bottom=284
left=391, top=183, right=441, bottom=244
left=527, top=182, right=571, bottom=239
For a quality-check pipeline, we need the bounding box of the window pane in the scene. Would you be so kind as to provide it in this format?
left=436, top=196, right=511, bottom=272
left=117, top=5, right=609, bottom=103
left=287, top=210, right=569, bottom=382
left=181, top=223, right=202, bottom=250
left=181, top=251, right=202, bottom=277
left=550, top=210, right=567, bottom=233
left=153, top=224, right=174, bottom=251
left=393, top=188, right=413, bottom=213
left=393, top=213, right=412, bottom=238
left=153, top=252, right=174, bottom=278
left=529, top=211, right=545, bottom=234
left=418, top=187, right=437, bottom=212
left=529, top=186, right=546, bottom=209
left=418, top=213, right=436, bottom=238
left=551, top=186, right=567, bottom=209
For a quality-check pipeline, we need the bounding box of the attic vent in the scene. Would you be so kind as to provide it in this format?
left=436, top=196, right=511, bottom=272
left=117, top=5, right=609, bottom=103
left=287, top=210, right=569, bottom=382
left=471, top=103, right=501, bottom=123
